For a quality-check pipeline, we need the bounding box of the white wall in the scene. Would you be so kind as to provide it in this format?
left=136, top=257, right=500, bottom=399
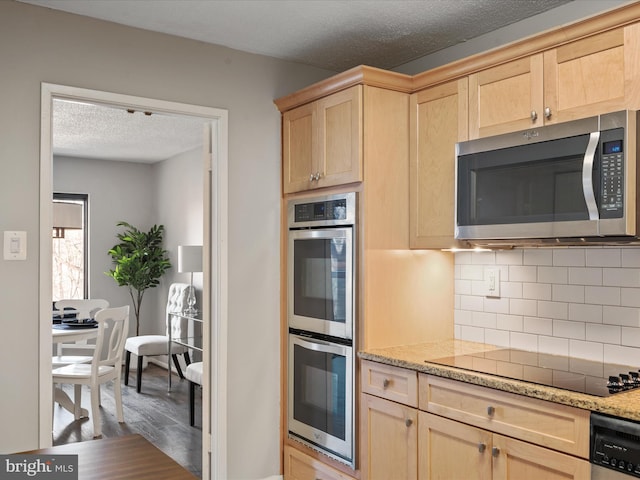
left=455, top=248, right=640, bottom=366
left=0, top=3, right=331, bottom=478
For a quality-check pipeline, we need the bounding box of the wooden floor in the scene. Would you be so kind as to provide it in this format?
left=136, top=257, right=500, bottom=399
left=53, top=363, right=202, bottom=478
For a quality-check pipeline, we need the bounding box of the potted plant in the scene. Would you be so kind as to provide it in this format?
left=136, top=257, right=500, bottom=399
left=106, top=221, right=171, bottom=336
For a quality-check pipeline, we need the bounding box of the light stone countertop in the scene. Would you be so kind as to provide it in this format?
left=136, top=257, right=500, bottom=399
left=359, top=339, right=640, bottom=422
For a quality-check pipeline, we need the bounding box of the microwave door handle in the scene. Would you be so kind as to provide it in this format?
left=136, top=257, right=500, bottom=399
left=582, top=131, right=600, bottom=221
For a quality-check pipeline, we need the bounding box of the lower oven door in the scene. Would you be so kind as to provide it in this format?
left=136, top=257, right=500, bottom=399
left=288, top=333, right=354, bottom=466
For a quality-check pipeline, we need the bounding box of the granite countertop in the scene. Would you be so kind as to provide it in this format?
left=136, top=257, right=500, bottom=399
left=359, top=339, right=640, bottom=422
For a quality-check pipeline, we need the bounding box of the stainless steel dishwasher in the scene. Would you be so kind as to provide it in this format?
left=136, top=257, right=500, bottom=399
left=591, top=412, right=640, bottom=479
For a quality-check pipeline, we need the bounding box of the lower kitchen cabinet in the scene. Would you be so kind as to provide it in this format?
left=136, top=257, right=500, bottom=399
left=418, top=412, right=590, bottom=480
left=283, top=445, right=356, bottom=480
left=360, top=362, right=593, bottom=480
left=360, top=394, right=418, bottom=480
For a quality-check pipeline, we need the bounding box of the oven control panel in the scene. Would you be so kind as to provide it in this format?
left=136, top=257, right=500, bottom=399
left=288, top=192, right=356, bottom=228
left=591, top=412, right=640, bottom=477
left=294, top=198, right=347, bottom=222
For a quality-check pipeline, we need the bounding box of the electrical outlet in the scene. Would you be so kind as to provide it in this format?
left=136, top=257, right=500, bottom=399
left=485, top=268, right=500, bottom=298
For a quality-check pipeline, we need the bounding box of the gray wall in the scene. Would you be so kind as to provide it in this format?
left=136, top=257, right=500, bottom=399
left=0, top=2, right=330, bottom=478
left=54, top=146, right=205, bottom=340
left=53, top=156, right=157, bottom=335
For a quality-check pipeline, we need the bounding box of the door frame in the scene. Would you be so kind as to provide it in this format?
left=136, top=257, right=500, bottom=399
left=39, top=83, right=228, bottom=479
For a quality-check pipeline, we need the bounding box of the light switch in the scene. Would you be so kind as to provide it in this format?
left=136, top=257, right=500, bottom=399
left=485, top=268, right=500, bottom=298
left=4, top=231, right=27, bottom=260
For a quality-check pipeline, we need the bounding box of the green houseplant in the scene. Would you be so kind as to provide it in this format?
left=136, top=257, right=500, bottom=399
left=106, top=221, right=171, bottom=336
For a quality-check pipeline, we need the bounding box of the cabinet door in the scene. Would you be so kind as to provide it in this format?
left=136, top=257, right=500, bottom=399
left=360, top=393, right=417, bottom=480
left=418, top=412, right=492, bottom=480
left=469, top=54, right=544, bottom=138
left=544, top=25, right=640, bottom=124
left=282, top=102, right=316, bottom=193
left=410, top=78, right=469, bottom=249
left=316, top=85, right=363, bottom=189
left=283, top=445, right=356, bottom=480
left=492, top=434, right=591, bottom=480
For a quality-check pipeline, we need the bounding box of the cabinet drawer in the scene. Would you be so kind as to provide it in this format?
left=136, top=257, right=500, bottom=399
left=284, top=445, right=355, bottom=480
left=419, top=374, right=589, bottom=458
left=361, top=360, right=417, bottom=407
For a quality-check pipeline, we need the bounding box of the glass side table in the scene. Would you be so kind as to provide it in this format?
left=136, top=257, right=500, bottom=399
left=167, top=311, right=202, bottom=390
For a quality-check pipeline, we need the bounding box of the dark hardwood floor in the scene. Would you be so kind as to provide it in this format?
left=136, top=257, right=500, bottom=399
left=53, top=363, right=202, bottom=478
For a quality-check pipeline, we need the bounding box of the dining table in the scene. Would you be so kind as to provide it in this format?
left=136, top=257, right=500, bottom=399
left=52, top=324, right=99, bottom=418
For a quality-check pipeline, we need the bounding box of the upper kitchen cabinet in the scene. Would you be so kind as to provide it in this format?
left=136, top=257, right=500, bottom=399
left=469, top=24, right=640, bottom=139
left=544, top=24, right=640, bottom=124
left=469, top=54, right=543, bottom=138
left=410, top=78, right=469, bottom=249
left=282, top=85, right=363, bottom=193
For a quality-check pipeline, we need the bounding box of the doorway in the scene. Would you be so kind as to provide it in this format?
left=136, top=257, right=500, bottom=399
left=39, top=83, right=229, bottom=479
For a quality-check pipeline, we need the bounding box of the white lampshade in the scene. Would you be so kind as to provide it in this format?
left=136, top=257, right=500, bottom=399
left=53, top=202, right=83, bottom=229
left=178, top=245, right=202, bottom=273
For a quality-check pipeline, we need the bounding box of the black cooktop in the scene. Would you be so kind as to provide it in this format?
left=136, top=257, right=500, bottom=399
left=426, top=348, right=640, bottom=397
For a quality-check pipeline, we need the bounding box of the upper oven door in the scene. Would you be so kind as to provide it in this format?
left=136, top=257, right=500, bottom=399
left=288, top=227, right=353, bottom=340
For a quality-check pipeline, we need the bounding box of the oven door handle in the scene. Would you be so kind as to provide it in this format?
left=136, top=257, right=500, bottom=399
left=292, top=335, right=348, bottom=356
left=582, top=131, right=600, bottom=222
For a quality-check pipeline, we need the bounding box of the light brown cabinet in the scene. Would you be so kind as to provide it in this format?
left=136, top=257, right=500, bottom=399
left=360, top=362, right=592, bottom=480
left=420, top=374, right=590, bottom=458
left=282, top=85, right=362, bottom=193
left=409, top=78, right=469, bottom=249
left=360, top=361, right=418, bottom=480
left=419, top=412, right=591, bottom=480
left=283, top=445, right=356, bottom=480
left=469, top=25, right=640, bottom=139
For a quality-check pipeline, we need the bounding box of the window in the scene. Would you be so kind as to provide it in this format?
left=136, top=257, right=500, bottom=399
left=52, top=193, right=88, bottom=300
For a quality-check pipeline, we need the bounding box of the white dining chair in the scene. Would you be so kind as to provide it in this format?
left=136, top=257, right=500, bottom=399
left=185, top=361, right=202, bottom=426
left=124, top=283, right=192, bottom=393
left=52, top=298, right=109, bottom=367
left=52, top=305, right=129, bottom=438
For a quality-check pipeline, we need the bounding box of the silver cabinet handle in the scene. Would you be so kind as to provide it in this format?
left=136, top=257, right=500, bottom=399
left=478, top=443, right=486, bottom=453
left=492, top=447, right=500, bottom=458
left=382, top=378, right=390, bottom=389
left=544, top=107, right=552, bottom=119
left=487, top=406, right=495, bottom=416
left=315, top=172, right=322, bottom=181
left=309, top=173, right=315, bottom=182
left=405, top=418, right=413, bottom=427
left=530, top=110, right=537, bottom=122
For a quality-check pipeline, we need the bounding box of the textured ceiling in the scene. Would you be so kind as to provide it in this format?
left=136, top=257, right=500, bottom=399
left=30, top=0, right=577, bottom=162
left=21, top=0, right=572, bottom=72
left=53, top=100, right=206, bottom=163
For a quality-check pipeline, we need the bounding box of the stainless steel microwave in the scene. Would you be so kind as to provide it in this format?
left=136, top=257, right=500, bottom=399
left=455, top=110, right=640, bottom=245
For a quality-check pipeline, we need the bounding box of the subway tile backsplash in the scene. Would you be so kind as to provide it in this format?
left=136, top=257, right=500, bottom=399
left=454, top=247, right=640, bottom=363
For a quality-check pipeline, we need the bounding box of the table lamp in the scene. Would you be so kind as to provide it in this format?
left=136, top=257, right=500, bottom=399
left=178, top=245, right=202, bottom=315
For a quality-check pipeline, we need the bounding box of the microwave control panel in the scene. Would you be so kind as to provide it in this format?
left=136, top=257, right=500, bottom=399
left=599, top=133, right=624, bottom=219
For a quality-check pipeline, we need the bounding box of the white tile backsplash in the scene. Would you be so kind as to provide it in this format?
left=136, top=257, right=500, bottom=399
left=568, top=267, right=602, bottom=286
left=553, top=249, right=586, bottom=267
left=538, top=266, right=568, bottom=284
left=454, top=247, right=640, bottom=361
left=586, top=248, right=621, bottom=267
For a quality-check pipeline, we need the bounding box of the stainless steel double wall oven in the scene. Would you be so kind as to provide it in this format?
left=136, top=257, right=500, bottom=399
left=287, top=192, right=357, bottom=467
